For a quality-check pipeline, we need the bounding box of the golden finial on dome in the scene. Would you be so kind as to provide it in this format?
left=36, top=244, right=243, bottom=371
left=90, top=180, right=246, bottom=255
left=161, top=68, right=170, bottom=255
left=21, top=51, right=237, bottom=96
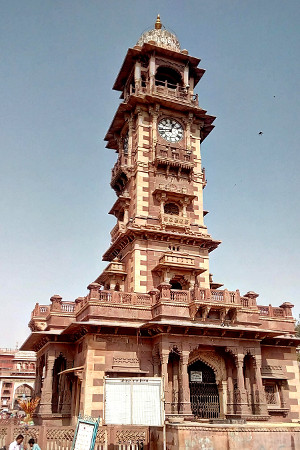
left=155, top=14, right=162, bottom=30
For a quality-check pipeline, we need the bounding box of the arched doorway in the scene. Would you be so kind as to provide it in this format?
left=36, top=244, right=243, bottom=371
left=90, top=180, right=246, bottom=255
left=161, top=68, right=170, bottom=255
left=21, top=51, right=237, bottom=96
left=14, top=384, right=34, bottom=409
left=188, top=360, right=220, bottom=419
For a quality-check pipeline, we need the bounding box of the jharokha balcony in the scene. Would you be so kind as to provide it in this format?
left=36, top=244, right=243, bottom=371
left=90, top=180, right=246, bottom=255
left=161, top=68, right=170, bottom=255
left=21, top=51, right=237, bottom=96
left=29, top=283, right=295, bottom=337
left=154, top=144, right=194, bottom=170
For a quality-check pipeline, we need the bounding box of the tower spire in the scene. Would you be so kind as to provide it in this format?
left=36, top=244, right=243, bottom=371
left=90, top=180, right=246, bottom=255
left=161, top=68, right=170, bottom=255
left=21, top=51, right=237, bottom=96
left=155, top=14, right=162, bottom=30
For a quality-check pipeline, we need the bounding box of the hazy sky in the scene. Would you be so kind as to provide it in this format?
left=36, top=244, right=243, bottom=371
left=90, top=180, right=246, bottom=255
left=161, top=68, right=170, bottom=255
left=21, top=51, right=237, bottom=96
left=1, top=0, right=299, bottom=348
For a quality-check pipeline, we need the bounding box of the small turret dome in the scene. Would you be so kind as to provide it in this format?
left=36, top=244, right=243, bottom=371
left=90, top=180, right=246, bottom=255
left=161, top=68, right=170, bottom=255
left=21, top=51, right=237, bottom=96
left=136, top=15, right=181, bottom=52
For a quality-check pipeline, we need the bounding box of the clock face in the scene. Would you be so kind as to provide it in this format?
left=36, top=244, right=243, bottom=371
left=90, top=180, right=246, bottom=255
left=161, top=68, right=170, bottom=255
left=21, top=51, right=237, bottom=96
left=123, top=132, right=129, bottom=154
left=158, top=118, right=183, bottom=143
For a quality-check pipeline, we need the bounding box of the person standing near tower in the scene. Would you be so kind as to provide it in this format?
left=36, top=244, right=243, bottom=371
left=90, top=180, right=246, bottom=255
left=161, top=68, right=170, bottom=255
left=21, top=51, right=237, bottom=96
left=9, top=435, right=25, bottom=450
left=28, top=438, right=41, bottom=450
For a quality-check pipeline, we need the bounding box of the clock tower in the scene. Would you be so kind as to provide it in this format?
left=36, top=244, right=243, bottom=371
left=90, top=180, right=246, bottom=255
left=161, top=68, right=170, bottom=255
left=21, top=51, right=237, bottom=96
left=97, top=15, right=220, bottom=295
left=24, top=15, right=300, bottom=430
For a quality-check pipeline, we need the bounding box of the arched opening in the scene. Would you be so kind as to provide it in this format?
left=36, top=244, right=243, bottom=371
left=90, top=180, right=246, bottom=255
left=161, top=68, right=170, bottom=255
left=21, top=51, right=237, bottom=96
left=155, top=66, right=182, bottom=89
left=170, top=280, right=182, bottom=290
left=188, top=360, right=220, bottom=419
left=164, top=202, right=179, bottom=215
left=52, top=354, right=66, bottom=413
left=14, top=384, right=34, bottom=409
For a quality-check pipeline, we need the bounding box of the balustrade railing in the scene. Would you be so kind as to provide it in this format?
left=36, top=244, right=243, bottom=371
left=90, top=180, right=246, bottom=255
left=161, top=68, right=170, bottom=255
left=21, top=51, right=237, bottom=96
left=31, top=288, right=289, bottom=323
left=96, top=290, right=151, bottom=307
left=258, top=305, right=285, bottom=318
left=31, top=305, right=50, bottom=318
left=170, top=290, right=189, bottom=303
left=155, top=145, right=193, bottom=165
left=211, top=290, right=224, bottom=302
left=61, top=303, right=75, bottom=313
left=124, top=79, right=199, bottom=106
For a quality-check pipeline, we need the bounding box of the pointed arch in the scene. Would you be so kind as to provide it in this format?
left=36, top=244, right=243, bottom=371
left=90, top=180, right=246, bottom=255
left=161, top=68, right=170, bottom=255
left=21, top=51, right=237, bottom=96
left=188, top=348, right=226, bottom=383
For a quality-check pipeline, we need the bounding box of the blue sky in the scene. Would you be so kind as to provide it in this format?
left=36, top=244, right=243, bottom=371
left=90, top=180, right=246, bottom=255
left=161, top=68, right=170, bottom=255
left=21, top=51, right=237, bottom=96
left=0, top=0, right=299, bottom=347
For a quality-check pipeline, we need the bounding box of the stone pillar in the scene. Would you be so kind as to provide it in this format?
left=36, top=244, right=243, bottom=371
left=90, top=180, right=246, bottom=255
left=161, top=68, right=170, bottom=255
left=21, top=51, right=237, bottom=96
left=152, top=351, right=161, bottom=377
left=134, top=60, right=141, bottom=91
left=218, top=381, right=227, bottom=419
left=87, top=282, right=100, bottom=301
left=75, top=297, right=84, bottom=312
left=127, top=114, right=134, bottom=161
left=253, top=356, right=268, bottom=416
left=226, top=365, right=234, bottom=415
left=149, top=288, right=160, bottom=306
left=278, top=380, right=287, bottom=409
left=149, top=104, right=160, bottom=161
left=279, top=302, right=294, bottom=317
left=160, top=351, right=170, bottom=414
left=184, top=64, right=189, bottom=87
left=179, top=352, right=193, bottom=416
left=149, top=54, right=155, bottom=92
left=39, top=353, right=56, bottom=416
left=244, top=291, right=259, bottom=307
left=50, top=295, right=62, bottom=312
left=235, top=355, right=250, bottom=415
left=158, top=282, right=171, bottom=301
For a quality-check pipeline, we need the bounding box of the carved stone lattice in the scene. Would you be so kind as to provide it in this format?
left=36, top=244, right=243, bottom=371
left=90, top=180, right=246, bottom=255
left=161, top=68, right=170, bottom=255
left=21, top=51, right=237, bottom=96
left=116, top=429, right=146, bottom=444
left=46, top=427, right=74, bottom=441
left=14, top=427, right=39, bottom=440
left=0, top=427, right=8, bottom=437
left=95, top=427, right=107, bottom=444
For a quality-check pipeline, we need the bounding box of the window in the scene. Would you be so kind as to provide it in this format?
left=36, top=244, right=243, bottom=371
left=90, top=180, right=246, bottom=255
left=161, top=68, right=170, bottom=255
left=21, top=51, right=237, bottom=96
left=164, top=203, right=179, bottom=215
left=264, top=382, right=280, bottom=406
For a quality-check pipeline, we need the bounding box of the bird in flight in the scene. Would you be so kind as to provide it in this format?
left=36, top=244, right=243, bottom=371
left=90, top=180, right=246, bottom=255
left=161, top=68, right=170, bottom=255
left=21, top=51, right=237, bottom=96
left=258, top=131, right=263, bottom=135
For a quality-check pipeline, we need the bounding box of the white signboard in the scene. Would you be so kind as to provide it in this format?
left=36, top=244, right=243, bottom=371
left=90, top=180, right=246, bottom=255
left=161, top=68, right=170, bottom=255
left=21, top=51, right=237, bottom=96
left=104, top=377, right=163, bottom=426
left=190, top=371, right=202, bottom=382
left=73, top=422, right=95, bottom=450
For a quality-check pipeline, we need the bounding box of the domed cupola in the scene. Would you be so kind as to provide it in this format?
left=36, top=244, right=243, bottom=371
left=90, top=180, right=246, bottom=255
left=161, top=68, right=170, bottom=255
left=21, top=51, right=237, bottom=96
left=136, top=15, right=181, bottom=52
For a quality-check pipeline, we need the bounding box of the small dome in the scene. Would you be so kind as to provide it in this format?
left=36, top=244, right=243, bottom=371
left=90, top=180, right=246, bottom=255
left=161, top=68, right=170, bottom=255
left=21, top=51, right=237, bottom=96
left=136, top=15, right=181, bottom=52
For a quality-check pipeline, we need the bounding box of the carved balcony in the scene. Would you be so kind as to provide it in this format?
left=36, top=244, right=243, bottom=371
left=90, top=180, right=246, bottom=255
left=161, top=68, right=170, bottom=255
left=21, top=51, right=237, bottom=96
left=110, top=156, right=132, bottom=194
left=154, top=253, right=206, bottom=276
left=124, top=80, right=199, bottom=107
left=154, top=144, right=194, bottom=170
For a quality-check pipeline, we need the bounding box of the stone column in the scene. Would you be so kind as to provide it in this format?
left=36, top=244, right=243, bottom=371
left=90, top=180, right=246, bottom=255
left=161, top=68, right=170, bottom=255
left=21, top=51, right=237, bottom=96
left=253, top=356, right=268, bottom=416
left=87, top=283, right=100, bottom=301
left=134, top=60, right=142, bottom=92
left=160, top=351, right=171, bottom=414
left=50, top=295, right=62, bottom=312
left=179, top=352, right=193, bottom=416
left=218, top=381, right=227, bottom=419
left=277, top=380, right=287, bottom=409
left=226, top=365, right=234, bottom=415
left=149, top=104, right=159, bottom=161
left=235, top=354, right=250, bottom=415
left=152, top=350, right=161, bottom=377
left=127, top=114, right=134, bottom=161
left=157, top=282, right=171, bottom=301
left=39, top=353, right=56, bottom=416
left=149, top=54, right=156, bottom=92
